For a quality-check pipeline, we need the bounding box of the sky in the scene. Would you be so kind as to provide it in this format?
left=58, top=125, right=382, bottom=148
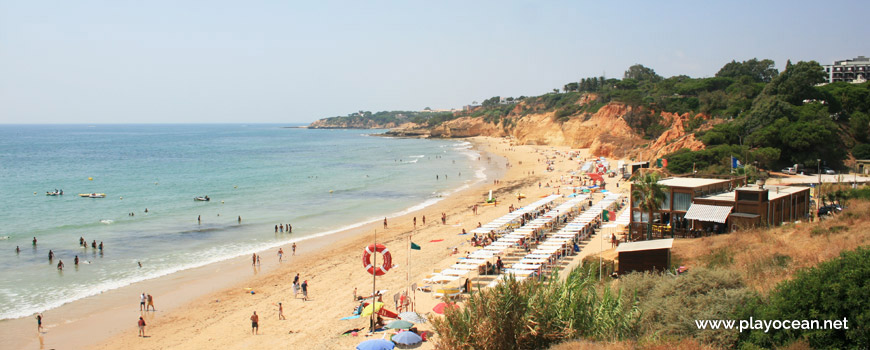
left=1, top=0, right=869, bottom=124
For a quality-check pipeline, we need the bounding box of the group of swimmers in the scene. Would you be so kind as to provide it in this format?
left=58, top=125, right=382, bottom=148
left=16, top=237, right=104, bottom=271
left=274, top=223, right=292, bottom=233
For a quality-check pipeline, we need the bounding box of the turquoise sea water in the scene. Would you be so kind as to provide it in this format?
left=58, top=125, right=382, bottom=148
left=0, top=124, right=482, bottom=320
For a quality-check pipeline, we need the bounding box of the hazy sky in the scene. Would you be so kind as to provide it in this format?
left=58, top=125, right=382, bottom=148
left=1, top=1, right=868, bottom=124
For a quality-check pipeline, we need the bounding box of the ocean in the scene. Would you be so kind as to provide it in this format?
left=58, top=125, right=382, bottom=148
left=0, top=124, right=483, bottom=320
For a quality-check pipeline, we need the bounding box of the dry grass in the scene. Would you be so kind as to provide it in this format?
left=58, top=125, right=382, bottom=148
left=672, top=200, right=870, bottom=293
left=549, top=338, right=716, bottom=350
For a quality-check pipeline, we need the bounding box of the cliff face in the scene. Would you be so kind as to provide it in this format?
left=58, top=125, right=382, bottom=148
left=422, top=102, right=700, bottom=159
left=646, top=112, right=708, bottom=159
left=311, top=99, right=707, bottom=159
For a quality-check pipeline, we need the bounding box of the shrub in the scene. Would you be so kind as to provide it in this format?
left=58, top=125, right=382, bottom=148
left=739, top=247, right=870, bottom=349
left=432, top=264, right=640, bottom=350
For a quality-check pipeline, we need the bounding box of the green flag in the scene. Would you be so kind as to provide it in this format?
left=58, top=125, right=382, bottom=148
left=411, top=242, right=421, bottom=250
left=602, top=209, right=610, bottom=222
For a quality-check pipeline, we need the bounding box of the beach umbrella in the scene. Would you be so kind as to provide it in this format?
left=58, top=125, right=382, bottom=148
left=398, top=311, right=427, bottom=324
left=386, top=320, right=414, bottom=329
left=392, top=331, right=423, bottom=346
left=361, top=302, right=384, bottom=317
left=357, top=339, right=395, bottom=350
left=432, top=302, right=457, bottom=315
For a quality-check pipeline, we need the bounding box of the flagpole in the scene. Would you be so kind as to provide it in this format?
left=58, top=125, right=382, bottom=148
left=407, top=228, right=412, bottom=311
left=370, top=229, right=377, bottom=332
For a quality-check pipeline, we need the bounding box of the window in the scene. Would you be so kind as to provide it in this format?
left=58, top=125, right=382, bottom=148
left=674, top=192, right=691, bottom=211
left=632, top=210, right=649, bottom=223
left=660, top=191, right=671, bottom=210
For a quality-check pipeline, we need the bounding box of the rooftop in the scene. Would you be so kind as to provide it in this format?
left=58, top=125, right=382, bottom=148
left=658, top=177, right=730, bottom=188
left=616, top=238, right=674, bottom=253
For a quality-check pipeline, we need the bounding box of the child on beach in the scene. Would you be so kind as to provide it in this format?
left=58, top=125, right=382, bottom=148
left=277, top=303, right=285, bottom=320
left=278, top=248, right=283, bottom=262
left=36, top=313, right=43, bottom=332
left=292, top=243, right=296, bottom=256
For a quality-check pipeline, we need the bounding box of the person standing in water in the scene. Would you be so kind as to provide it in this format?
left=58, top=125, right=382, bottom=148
left=48, top=250, right=54, bottom=261
left=198, top=215, right=201, bottom=224
left=238, top=216, right=242, bottom=224
left=32, top=237, right=37, bottom=246
left=56, top=260, right=64, bottom=270
left=74, top=255, right=79, bottom=266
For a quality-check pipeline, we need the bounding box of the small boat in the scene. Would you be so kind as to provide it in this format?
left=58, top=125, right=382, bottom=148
left=46, top=191, right=63, bottom=196
left=79, top=193, right=106, bottom=198
left=194, top=196, right=210, bottom=201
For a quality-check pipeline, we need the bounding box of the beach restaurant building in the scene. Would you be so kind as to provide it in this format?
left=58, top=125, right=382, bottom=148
left=629, top=177, right=811, bottom=240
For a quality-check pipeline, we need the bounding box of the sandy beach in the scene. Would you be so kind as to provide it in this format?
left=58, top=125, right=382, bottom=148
left=6, top=136, right=626, bottom=350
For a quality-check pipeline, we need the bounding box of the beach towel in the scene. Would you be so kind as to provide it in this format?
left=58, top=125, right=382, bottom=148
left=340, top=315, right=361, bottom=320
left=429, top=239, right=443, bottom=243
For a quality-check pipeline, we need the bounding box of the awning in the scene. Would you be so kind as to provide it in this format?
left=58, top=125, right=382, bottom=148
left=684, top=204, right=732, bottom=224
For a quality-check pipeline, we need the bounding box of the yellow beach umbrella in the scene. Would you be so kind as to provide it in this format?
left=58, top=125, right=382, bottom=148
left=361, top=302, right=384, bottom=317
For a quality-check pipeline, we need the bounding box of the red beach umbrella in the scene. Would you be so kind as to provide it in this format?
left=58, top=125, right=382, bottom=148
left=432, top=302, right=457, bottom=315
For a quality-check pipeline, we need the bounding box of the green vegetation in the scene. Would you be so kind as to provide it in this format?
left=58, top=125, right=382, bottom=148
left=431, top=264, right=640, bottom=350
left=316, top=58, right=870, bottom=169
left=316, top=110, right=459, bottom=127
left=738, top=247, right=870, bottom=349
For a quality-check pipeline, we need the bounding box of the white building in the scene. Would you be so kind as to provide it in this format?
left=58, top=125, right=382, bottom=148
left=822, top=56, right=870, bottom=83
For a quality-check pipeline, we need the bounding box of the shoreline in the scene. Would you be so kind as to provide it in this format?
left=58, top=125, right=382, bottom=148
left=1, top=137, right=509, bottom=350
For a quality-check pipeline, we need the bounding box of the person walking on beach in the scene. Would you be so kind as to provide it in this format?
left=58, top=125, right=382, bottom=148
left=277, top=248, right=284, bottom=262
left=413, top=216, right=416, bottom=228
left=250, top=311, right=259, bottom=335
left=138, top=316, right=146, bottom=337
left=256, top=255, right=261, bottom=266
left=422, top=215, right=426, bottom=225
left=383, top=217, right=388, bottom=229
left=292, top=243, right=296, bottom=256
left=252, top=253, right=257, bottom=266
left=301, top=280, right=309, bottom=301
left=277, top=302, right=285, bottom=320
left=147, top=294, right=155, bottom=311
left=140, top=293, right=147, bottom=311
left=441, top=212, right=447, bottom=225
left=36, top=313, right=43, bottom=332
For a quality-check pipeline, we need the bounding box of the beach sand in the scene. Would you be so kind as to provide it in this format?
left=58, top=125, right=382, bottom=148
left=7, top=136, right=626, bottom=350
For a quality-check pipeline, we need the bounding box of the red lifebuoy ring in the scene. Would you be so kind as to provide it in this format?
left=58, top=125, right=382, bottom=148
left=362, top=244, right=392, bottom=276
